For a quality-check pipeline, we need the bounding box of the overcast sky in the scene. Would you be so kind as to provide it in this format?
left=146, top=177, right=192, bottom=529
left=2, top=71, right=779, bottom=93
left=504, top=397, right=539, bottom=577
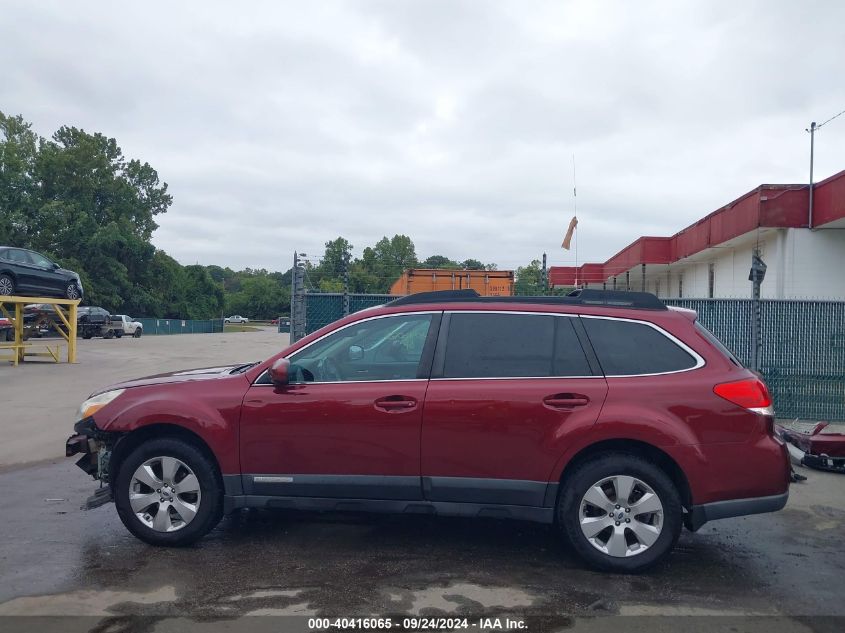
left=3, top=0, right=844, bottom=272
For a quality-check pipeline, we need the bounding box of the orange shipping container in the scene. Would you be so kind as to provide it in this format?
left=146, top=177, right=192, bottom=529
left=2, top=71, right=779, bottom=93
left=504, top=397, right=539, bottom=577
left=389, top=268, right=514, bottom=297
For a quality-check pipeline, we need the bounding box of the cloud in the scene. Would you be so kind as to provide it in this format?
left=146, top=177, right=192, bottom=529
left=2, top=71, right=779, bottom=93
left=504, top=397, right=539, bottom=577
left=2, top=0, right=843, bottom=272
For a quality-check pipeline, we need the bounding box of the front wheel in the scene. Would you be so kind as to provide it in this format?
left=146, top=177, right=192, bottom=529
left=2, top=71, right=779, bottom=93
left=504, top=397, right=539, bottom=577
left=558, top=453, right=682, bottom=573
left=114, top=437, right=223, bottom=546
left=133, top=328, right=142, bottom=338
left=65, top=282, right=81, bottom=300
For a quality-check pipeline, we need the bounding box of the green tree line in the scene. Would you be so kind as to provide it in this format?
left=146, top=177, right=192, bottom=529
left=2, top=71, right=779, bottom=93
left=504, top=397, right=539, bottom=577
left=2, top=112, right=550, bottom=320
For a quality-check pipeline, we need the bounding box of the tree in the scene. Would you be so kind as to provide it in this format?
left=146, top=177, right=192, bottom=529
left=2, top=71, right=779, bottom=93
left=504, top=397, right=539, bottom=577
left=461, top=258, right=486, bottom=270
left=0, top=113, right=40, bottom=246
left=515, top=259, right=545, bottom=295
left=421, top=254, right=460, bottom=269
left=313, top=237, right=352, bottom=290
left=225, top=274, right=290, bottom=319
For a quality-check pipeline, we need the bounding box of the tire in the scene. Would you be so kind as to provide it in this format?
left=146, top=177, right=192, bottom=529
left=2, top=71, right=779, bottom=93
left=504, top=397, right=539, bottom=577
left=104, top=329, right=115, bottom=339
left=82, top=332, right=92, bottom=339
left=0, top=274, right=14, bottom=296
left=557, top=452, right=682, bottom=573
left=114, top=437, right=223, bottom=546
left=115, top=331, right=123, bottom=338
left=65, top=282, right=81, bottom=300
left=133, top=328, right=142, bottom=338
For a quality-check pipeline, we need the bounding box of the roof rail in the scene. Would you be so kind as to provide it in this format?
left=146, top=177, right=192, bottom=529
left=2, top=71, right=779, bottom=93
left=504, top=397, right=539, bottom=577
left=385, top=288, right=666, bottom=310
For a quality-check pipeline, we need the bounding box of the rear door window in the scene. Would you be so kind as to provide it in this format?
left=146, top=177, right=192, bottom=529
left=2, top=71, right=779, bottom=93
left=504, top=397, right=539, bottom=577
left=442, top=313, right=593, bottom=378
left=582, top=317, right=698, bottom=376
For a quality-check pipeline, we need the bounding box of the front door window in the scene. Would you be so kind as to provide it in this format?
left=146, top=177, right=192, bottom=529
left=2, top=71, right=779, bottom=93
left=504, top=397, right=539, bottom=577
left=287, top=313, right=434, bottom=383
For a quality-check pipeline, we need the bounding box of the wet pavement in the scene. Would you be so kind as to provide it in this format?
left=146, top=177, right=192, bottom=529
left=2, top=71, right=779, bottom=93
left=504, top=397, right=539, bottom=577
left=3, top=330, right=844, bottom=630
left=1, top=458, right=843, bottom=631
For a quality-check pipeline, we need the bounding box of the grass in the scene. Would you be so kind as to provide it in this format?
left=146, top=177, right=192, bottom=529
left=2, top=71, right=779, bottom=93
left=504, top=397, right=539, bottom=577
left=223, top=324, right=262, bottom=333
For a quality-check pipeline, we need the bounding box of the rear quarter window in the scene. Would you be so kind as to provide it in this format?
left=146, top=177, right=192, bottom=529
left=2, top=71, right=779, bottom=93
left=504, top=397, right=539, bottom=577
left=582, top=317, right=699, bottom=376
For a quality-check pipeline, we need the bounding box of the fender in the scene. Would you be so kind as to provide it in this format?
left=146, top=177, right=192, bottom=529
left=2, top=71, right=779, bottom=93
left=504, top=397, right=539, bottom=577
left=94, top=384, right=243, bottom=473
left=547, top=405, right=702, bottom=483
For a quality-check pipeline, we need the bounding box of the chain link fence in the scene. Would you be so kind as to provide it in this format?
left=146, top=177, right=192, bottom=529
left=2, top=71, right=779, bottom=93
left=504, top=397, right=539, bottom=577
left=291, top=291, right=845, bottom=422
left=134, top=318, right=224, bottom=335
left=663, top=299, right=845, bottom=421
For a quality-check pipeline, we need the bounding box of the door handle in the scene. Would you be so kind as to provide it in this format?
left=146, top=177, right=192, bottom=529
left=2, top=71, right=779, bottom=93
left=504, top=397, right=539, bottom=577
left=543, top=393, right=590, bottom=409
left=374, top=395, right=418, bottom=412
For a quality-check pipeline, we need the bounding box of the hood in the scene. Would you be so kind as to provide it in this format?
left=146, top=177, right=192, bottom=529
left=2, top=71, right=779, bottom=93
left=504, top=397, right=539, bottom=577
left=56, top=267, right=80, bottom=279
left=99, top=364, right=249, bottom=393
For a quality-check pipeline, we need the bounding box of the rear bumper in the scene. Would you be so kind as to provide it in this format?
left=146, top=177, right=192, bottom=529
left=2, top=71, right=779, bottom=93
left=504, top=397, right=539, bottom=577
left=686, top=491, right=789, bottom=531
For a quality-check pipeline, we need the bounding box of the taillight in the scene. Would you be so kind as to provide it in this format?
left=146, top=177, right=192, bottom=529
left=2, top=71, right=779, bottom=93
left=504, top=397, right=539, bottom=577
left=713, top=378, right=773, bottom=415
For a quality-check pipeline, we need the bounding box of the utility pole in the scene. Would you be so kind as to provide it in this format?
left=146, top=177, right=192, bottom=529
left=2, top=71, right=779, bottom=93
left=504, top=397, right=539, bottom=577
left=748, top=248, right=767, bottom=371
left=290, top=251, right=307, bottom=343
left=806, top=108, right=845, bottom=230
left=541, top=252, right=547, bottom=293
left=808, top=121, right=816, bottom=230
left=342, top=250, right=351, bottom=317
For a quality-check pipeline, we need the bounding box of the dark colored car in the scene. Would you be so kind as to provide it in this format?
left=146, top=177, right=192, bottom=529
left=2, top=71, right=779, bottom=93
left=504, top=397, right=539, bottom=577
left=0, top=317, right=12, bottom=341
left=0, top=247, right=83, bottom=300
left=66, top=289, right=789, bottom=572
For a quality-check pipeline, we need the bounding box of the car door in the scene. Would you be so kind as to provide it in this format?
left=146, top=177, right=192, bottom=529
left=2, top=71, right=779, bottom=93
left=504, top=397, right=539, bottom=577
left=239, top=311, right=441, bottom=500
left=25, top=251, right=64, bottom=295
left=421, top=311, right=608, bottom=507
left=6, top=249, right=41, bottom=292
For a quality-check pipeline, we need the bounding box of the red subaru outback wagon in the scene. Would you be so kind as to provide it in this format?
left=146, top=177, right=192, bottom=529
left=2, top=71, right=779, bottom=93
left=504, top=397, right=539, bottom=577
left=66, top=289, right=789, bottom=572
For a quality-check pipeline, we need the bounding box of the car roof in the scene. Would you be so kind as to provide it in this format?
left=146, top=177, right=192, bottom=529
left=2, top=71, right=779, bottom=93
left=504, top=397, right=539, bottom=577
left=384, top=289, right=667, bottom=311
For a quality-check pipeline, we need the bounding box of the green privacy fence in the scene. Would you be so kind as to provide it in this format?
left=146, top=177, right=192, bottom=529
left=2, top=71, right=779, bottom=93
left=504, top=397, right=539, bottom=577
left=303, top=293, right=397, bottom=335
left=298, top=293, right=845, bottom=422
left=134, top=317, right=225, bottom=335
left=663, top=299, right=845, bottom=422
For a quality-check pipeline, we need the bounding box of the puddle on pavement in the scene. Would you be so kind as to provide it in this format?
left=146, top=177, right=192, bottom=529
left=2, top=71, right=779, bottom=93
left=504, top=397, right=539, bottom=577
left=0, top=586, right=178, bottom=616
left=384, top=582, right=538, bottom=615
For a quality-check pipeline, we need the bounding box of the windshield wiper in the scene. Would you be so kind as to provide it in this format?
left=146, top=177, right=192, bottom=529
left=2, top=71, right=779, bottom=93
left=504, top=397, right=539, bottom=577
left=230, top=361, right=260, bottom=374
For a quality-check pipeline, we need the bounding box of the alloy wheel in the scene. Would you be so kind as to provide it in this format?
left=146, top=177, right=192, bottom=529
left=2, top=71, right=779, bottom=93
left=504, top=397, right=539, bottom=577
left=579, top=475, right=664, bottom=558
left=66, top=284, right=80, bottom=300
left=0, top=277, right=13, bottom=295
left=129, top=456, right=202, bottom=532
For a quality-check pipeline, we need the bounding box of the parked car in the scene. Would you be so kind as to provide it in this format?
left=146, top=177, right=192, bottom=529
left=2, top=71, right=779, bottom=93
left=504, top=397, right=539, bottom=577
left=111, top=314, right=143, bottom=338
left=77, top=307, right=120, bottom=339
left=0, top=246, right=83, bottom=300
left=65, top=289, right=789, bottom=572
left=224, top=315, right=248, bottom=324
left=0, top=317, right=12, bottom=341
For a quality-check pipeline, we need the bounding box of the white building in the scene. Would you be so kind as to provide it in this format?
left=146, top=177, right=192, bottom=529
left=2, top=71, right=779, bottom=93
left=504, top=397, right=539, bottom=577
left=550, top=170, right=845, bottom=300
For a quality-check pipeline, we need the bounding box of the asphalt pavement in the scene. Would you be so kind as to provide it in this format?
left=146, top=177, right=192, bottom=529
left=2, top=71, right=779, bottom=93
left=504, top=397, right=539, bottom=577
left=1, top=328, right=844, bottom=632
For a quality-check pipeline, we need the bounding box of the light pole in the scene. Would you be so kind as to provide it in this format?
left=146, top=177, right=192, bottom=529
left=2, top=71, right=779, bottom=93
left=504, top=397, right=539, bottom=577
left=807, top=121, right=816, bottom=230
left=806, top=108, right=845, bottom=230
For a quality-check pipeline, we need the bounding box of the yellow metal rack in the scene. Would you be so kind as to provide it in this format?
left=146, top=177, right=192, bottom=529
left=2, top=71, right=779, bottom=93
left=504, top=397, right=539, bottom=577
left=0, top=296, right=80, bottom=365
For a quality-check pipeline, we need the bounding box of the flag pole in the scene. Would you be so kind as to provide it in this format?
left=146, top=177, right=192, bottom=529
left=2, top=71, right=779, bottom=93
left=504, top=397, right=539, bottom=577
left=573, top=154, right=578, bottom=288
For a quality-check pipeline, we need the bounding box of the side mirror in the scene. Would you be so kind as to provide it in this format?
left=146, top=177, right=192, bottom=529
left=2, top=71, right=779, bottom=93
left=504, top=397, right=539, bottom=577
left=348, top=345, right=364, bottom=361
left=269, top=358, right=290, bottom=387
left=52, top=262, right=60, bottom=270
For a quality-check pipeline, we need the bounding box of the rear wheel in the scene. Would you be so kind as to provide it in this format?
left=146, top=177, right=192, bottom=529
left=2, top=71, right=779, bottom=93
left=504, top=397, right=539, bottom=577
left=0, top=274, right=14, bottom=296
left=558, top=452, right=682, bottom=573
left=114, top=437, right=223, bottom=546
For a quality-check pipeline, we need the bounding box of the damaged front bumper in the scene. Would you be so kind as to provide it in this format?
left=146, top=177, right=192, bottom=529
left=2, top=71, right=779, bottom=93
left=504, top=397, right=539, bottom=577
left=66, top=417, right=116, bottom=509
left=66, top=418, right=109, bottom=478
